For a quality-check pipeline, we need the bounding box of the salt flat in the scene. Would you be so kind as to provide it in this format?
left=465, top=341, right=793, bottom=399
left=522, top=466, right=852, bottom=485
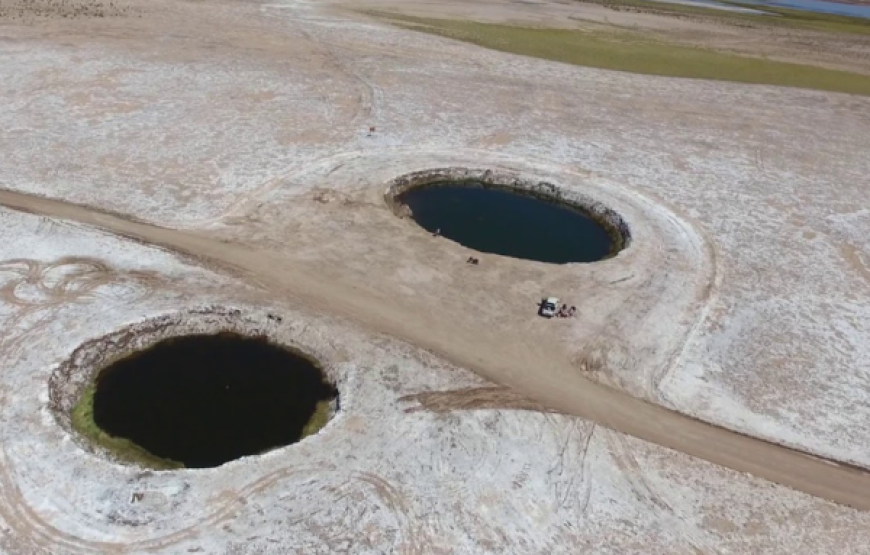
left=0, top=0, right=869, bottom=552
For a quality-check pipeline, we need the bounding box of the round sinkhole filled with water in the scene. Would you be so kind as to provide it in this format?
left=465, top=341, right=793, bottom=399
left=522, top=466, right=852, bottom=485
left=397, top=182, right=617, bottom=263
left=84, top=333, right=337, bottom=469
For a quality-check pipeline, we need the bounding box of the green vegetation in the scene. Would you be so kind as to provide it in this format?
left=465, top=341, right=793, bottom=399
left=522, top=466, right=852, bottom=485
left=368, top=11, right=870, bottom=96
left=301, top=399, right=333, bottom=439
left=71, top=384, right=185, bottom=470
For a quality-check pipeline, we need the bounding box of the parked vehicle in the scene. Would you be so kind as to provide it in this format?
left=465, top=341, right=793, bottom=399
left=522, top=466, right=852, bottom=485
left=539, top=297, right=559, bottom=318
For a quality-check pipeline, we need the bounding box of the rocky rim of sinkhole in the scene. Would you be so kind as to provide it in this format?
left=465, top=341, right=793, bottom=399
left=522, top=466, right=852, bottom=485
left=384, top=167, right=633, bottom=258
left=49, top=306, right=343, bottom=470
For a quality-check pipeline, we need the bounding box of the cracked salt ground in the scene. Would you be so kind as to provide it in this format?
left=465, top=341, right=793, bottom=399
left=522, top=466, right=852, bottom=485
left=0, top=0, right=870, bottom=551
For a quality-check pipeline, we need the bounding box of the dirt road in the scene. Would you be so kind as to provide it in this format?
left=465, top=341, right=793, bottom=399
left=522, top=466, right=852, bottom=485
left=3, top=189, right=870, bottom=511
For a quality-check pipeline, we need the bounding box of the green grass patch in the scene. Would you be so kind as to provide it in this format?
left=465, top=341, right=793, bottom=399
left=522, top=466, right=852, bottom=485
left=369, top=11, right=870, bottom=96
left=301, top=399, right=333, bottom=439
left=71, top=384, right=185, bottom=470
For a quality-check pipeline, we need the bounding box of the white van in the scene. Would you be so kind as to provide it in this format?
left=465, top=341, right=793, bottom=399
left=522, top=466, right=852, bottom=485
left=539, top=297, right=559, bottom=318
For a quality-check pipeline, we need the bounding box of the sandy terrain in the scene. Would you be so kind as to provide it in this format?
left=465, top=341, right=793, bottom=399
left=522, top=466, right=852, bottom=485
left=1, top=0, right=870, bottom=551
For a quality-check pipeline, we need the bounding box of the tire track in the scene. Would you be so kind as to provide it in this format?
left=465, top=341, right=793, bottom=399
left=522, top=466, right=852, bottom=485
left=604, top=429, right=725, bottom=555
left=2, top=189, right=870, bottom=517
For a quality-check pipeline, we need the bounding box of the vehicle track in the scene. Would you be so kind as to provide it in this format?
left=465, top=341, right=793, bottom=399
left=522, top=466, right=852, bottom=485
left=2, top=189, right=870, bottom=513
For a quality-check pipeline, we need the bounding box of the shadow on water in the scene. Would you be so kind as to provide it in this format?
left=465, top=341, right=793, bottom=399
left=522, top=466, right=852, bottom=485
left=92, top=333, right=337, bottom=469
left=399, top=182, right=615, bottom=264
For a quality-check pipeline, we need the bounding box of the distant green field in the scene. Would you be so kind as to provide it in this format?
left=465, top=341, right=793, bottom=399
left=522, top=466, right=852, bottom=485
left=368, top=11, right=870, bottom=96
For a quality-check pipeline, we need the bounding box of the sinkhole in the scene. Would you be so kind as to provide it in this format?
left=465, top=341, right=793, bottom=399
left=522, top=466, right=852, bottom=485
left=77, top=332, right=337, bottom=469
left=396, top=181, right=621, bottom=264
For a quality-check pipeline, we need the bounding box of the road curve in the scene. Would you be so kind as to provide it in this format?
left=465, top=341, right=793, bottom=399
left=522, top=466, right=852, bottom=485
left=3, top=189, right=870, bottom=511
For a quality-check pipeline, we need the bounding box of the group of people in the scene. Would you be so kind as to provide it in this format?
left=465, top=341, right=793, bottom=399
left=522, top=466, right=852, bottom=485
left=557, top=304, right=576, bottom=318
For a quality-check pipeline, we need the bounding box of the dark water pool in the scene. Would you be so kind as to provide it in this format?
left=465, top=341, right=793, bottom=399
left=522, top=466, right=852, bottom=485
left=399, top=183, right=615, bottom=264
left=92, top=333, right=337, bottom=468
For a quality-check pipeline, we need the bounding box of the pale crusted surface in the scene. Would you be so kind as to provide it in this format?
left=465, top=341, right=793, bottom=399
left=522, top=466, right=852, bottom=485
left=0, top=0, right=870, bottom=552
left=0, top=0, right=867, bottom=464
left=1, top=208, right=870, bottom=554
